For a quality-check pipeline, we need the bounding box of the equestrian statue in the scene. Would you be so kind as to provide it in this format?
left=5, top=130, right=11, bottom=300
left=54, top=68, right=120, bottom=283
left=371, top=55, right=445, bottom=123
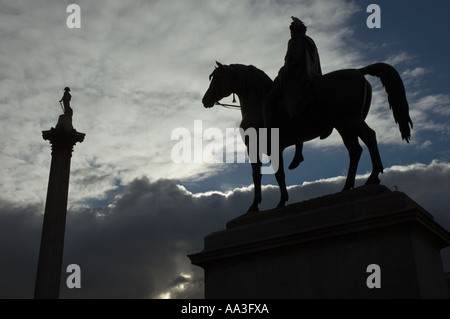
left=202, top=17, right=413, bottom=213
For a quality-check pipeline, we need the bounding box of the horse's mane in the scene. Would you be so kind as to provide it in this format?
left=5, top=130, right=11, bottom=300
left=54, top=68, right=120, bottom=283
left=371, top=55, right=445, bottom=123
left=227, top=64, right=273, bottom=104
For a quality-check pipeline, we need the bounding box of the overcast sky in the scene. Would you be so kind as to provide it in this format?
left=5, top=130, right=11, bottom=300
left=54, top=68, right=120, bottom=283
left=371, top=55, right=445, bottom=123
left=1, top=0, right=449, bottom=298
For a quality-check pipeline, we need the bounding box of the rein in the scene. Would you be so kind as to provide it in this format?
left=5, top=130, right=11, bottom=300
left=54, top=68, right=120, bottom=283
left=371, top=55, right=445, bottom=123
left=215, top=101, right=241, bottom=110
left=215, top=93, right=241, bottom=110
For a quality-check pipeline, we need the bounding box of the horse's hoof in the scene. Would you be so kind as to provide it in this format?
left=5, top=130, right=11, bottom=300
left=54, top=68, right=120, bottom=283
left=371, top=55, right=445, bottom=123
left=276, top=201, right=286, bottom=208
left=288, top=156, right=304, bottom=170
left=365, top=177, right=381, bottom=185
left=341, top=185, right=353, bottom=192
left=289, top=158, right=303, bottom=170
left=246, top=205, right=259, bottom=213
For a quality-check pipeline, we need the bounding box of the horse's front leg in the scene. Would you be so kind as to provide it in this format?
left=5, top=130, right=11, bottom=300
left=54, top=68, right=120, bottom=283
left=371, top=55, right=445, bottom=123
left=273, top=151, right=288, bottom=208
left=288, top=141, right=304, bottom=170
left=247, top=161, right=262, bottom=213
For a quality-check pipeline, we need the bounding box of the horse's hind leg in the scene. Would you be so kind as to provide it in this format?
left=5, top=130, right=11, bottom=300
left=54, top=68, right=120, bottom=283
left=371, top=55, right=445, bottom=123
left=247, top=161, right=262, bottom=212
left=354, top=120, right=384, bottom=185
left=274, top=151, right=289, bottom=208
left=336, top=128, right=363, bottom=190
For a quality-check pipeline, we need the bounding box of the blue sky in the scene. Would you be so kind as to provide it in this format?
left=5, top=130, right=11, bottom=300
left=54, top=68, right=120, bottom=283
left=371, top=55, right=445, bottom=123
left=0, top=0, right=449, bottom=298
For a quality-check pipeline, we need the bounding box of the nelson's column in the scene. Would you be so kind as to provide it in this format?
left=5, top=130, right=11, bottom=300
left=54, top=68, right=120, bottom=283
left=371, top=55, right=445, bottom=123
left=34, top=88, right=85, bottom=299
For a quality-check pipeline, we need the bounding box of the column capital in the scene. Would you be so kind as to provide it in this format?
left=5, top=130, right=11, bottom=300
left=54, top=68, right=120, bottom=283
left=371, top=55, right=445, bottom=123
left=42, top=115, right=85, bottom=151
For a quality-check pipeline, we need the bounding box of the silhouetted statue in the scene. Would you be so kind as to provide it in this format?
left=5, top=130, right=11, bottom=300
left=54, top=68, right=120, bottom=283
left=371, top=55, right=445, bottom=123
left=59, top=87, right=73, bottom=116
left=202, top=61, right=412, bottom=213
left=264, top=17, right=322, bottom=126
left=263, top=17, right=325, bottom=159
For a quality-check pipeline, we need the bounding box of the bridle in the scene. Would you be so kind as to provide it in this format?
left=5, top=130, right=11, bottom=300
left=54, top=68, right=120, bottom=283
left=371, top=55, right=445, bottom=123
left=215, top=101, right=241, bottom=110
left=209, top=67, right=242, bottom=110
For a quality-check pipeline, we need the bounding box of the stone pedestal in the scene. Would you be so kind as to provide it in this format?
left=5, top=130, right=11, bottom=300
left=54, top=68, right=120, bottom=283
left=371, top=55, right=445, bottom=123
left=189, top=185, right=450, bottom=299
left=34, top=115, right=85, bottom=299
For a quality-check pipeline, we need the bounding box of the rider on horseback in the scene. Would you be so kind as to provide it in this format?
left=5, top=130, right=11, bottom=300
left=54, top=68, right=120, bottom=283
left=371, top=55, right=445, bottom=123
left=263, top=17, right=322, bottom=129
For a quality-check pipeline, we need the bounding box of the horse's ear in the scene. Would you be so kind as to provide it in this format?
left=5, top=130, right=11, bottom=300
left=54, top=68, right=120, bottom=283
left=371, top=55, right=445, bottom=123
left=216, top=61, right=223, bottom=68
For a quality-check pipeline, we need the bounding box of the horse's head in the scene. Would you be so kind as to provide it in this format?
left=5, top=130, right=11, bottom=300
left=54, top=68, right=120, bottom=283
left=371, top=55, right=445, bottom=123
left=202, top=61, right=235, bottom=108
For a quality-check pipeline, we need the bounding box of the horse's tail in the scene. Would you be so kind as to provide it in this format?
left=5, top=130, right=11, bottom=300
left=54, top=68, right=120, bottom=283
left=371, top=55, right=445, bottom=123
left=359, top=63, right=413, bottom=143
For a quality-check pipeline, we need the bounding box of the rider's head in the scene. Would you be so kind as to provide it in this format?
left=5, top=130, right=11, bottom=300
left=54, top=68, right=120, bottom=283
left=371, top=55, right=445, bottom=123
left=290, top=16, right=307, bottom=36
left=64, top=87, right=70, bottom=92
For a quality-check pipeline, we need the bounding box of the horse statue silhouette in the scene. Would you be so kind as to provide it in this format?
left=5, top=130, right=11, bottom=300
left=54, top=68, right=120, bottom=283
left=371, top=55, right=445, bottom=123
left=202, top=61, right=413, bottom=212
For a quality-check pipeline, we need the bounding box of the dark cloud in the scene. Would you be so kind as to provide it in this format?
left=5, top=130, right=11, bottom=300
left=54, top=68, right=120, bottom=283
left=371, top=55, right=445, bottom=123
left=0, top=201, right=42, bottom=298
left=0, top=177, right=246, bottom=299
left=1, top=162, right=449, bottom=298
left=60, top=177, right=227, bottom=298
